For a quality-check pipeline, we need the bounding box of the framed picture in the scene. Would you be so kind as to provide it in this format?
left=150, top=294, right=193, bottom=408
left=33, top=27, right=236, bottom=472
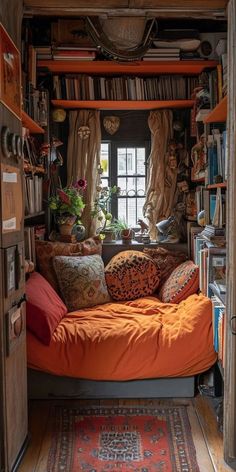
left=0, top=23, right=21, bottom=119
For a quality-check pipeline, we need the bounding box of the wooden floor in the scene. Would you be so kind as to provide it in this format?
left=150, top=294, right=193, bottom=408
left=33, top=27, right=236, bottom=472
left=18, top=395, right=233, bottom=472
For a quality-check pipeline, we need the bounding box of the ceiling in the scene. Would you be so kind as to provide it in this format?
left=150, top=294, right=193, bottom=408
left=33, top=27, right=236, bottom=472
left=23, top=0, right=228, bottom=19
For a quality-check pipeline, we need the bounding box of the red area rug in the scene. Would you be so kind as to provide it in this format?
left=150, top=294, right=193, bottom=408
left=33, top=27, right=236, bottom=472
left=47, top=406, right=200, bottom=471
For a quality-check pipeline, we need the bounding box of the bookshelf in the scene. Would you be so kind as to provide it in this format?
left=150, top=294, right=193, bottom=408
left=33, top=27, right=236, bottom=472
left=51, top=99, right=195, bottom=111
left=204, top=96, right=227, bottom=123
left=38, top=60, right=218, bottom=75
left=21, top=111, right=45, bottom=134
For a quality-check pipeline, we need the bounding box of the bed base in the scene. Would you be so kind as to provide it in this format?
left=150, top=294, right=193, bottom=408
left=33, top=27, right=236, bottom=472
left=28, top=369, right=195, bottom=399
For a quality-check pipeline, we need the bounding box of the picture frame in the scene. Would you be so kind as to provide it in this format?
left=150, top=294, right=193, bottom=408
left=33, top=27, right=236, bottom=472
left=0, top=23, right=21, bottom=119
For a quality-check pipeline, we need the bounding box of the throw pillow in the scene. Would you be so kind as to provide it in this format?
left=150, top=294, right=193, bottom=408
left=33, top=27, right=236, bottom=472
left=53, top=254, right=111, bottom=311
left=105, top=250, right=160, bottom=301
left=158, top=260, right=199, bottom=304
left=143, top=246, right=188, bottom=287
left=35, top=237, right=102, bottom=292
left=26, top=272, right=67, bottom=345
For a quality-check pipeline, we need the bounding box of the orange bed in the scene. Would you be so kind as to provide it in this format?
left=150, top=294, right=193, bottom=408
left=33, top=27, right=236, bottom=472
left=27, top=293, right=216, bottom=380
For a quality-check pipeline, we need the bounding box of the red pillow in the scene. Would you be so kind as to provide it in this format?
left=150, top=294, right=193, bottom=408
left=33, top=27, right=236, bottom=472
left=158, top=260, right=199, bottom=304
left=26, top=272, right=67, bottom=345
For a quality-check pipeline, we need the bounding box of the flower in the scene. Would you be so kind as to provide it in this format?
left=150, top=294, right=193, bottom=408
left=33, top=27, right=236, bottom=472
left=48, top=180, right=86, bottom=223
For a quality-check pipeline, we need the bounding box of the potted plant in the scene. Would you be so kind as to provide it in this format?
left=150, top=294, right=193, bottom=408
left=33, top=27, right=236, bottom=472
left=48, top=179, right=86, bottom=235
left=112, top=218, right=134, bottom=242
left=91, top=185, right=118, bottom=241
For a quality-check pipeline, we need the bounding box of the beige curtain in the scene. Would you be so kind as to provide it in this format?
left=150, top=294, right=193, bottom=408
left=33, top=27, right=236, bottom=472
left=143, top=109, right=174, bottom=240
left=67, top=109, right=101, bottom=237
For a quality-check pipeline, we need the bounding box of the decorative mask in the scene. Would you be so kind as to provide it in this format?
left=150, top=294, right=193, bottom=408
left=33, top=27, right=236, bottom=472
left=78, top=126, right=90, bottom=140
left=103, top=116, right=120, bottom=135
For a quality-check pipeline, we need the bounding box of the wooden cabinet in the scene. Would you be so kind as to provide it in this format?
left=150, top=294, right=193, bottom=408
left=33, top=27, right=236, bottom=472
left=0, top=71, right=28, bottom=472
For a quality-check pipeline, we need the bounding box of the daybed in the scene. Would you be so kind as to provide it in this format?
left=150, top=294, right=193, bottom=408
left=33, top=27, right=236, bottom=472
left=26, top=239, right=217, bottom=399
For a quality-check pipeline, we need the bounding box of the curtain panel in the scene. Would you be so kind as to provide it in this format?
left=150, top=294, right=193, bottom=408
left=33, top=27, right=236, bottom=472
left=67, top=109, right=101, bottom=237
left=143, top=109, right=173, bottom=240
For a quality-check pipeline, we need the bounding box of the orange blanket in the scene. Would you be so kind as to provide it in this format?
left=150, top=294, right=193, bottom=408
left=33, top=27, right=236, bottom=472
left=27, top=293, right=216, bottom=380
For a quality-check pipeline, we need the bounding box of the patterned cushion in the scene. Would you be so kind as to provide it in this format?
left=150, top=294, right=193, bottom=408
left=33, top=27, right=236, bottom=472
left=143, top=247, right=188, bottom=287
left=105, top=250, right=160, bottom=301
left=53, top=254, right=111, bottom=311
left=35, top=237, right=102, bottom=293
left=158, top=260, right=199, bottom=304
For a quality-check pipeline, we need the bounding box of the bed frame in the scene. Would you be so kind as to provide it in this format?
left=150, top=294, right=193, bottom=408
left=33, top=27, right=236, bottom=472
left=28, top=369, right=195, bottom=399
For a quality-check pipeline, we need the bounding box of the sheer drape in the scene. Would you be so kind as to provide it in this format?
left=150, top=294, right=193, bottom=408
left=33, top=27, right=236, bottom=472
left=143, top=109, right=174, bottom=240
left=67, top=109, right=101, bottom=237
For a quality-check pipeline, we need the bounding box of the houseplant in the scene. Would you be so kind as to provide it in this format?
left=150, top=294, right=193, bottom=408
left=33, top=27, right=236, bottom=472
left=48, top=179, right=86, bottom=235
left=112, top=218, right=134, bottom=242
left=91, top=185, right=119, bottom=240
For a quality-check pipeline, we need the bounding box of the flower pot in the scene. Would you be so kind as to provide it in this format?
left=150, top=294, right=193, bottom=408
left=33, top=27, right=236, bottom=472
left=121, top=228, right=134, bottom=243
left=57, top=215, right=77, bottom=236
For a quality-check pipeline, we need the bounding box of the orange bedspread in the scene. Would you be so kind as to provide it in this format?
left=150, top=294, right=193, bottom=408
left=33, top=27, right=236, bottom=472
left=27, top=293, right=217, bottom=380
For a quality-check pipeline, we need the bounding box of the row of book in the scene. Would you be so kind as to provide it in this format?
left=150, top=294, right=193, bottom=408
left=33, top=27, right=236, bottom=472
left=195, top=186, right=226, bottom=228
left=206, top=129, right=227, bottom=184
left=211, top=294, right=225, bottom=366
left=24, top=175, right=43, bottom=216
left=24, top=224, right=46, bottom=265
left=52, top=74, right=199, bottom=101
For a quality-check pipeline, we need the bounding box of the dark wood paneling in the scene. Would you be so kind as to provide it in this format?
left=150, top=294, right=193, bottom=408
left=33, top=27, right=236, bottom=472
left=0, top=0, right=23, bottom=47
left=101, top=110, right=150, bottom=141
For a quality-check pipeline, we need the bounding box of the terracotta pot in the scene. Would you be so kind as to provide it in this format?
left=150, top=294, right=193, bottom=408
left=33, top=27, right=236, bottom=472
left=121, top=228, right=135, bottom=242
left=57, top=215, right=77, bottom=235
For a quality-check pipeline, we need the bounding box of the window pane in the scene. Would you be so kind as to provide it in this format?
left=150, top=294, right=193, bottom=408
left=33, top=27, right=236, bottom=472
left=137, top=148, right=146, bottom=174
left=100, top=143, right=109, bottom=177
left=117, top=148, right=127, bottom=175
left=137, top=177, right=146, bottom=195
left=126, top=148, right=136, bottom=175
left=117, top=177, right=136, bottom=195
left=137, top=197, right=145, bottom=220
left=127, top=199, right=137, bottom=227
left=118, top=198, right=127, bottom=222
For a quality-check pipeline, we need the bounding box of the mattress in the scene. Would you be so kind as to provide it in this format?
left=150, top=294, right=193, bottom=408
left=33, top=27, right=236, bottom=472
left=27, top=293, right=217, bottom=380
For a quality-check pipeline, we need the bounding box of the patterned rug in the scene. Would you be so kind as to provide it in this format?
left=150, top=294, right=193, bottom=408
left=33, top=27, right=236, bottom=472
left=47, top=406, right=200, bottom=471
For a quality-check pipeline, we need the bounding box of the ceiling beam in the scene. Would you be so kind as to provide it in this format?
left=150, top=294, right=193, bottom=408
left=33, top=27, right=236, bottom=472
left=23, top=0, right=228, bottom=18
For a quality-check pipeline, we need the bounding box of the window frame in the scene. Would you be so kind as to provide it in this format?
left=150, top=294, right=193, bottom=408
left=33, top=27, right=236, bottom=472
left=101, top=139, right=150, bottom=228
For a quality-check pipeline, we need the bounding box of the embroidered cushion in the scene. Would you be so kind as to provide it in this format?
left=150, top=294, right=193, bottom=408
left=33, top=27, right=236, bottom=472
left=35, top=237, right=102, bottom=293
left=105, top=250, right=160, bottom=301
left=53, top=254, right=111, bottom=311
left=143, top=246, right=188, bottom=287
left=158, top=260, right=199, bottom=304
left=26, top=272, right=67, bottom=345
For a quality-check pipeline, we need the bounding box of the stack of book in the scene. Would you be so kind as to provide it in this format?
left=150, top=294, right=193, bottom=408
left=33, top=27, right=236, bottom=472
left=52, top=48, right=96, bottom=61
left=143, top=47, right=180, bottom=61
left=200, top=225, right=226, bottom=247
left=211, top=294, right=225, bottom=365
left=205, top=129, right=227, bottom=184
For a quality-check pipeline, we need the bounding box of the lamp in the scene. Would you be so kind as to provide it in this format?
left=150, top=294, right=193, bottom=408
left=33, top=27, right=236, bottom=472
left=156, top=216, right=180, bottom=243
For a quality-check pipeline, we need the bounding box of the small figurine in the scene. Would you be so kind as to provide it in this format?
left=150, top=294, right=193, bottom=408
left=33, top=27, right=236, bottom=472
left=191, top=135, right=206, bottom=180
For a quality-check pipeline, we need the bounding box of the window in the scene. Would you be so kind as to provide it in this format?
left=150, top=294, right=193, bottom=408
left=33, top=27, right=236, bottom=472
left=100, top=141, right=149, bottom=227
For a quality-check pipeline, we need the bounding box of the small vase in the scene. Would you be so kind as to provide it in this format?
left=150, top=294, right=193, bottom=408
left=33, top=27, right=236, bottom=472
left=57, top=215, right=77, bottom=236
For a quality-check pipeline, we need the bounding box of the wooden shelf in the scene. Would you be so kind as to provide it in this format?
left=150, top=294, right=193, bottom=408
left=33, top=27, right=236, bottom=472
left=207, top=182, right=227, bottom=189
left=38, top=60, right=218, bottom=75
left=204, top=96, right=227, bottom=123
left=24, top=211, right=45, bottom=220
left=51, top=99, right=195, bottom=111
left=21, top=111, right=45, bottom=134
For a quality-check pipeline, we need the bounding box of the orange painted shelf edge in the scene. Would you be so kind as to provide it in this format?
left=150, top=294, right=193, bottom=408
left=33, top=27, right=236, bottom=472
left=51, top=99, right=195, bottom=110
left=204, top=96, right=227, bottom=123
left=38, top=60, right=218, bottom=75
left=21, top=111, right=45, bottom=134
left=207, top=182, right=227, bottom=189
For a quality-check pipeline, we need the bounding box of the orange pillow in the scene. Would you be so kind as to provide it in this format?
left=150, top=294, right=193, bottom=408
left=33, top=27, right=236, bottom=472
left=158, top=260, right=199, bottom=304
left=35, top=237, right=102, bottom=292
left=143, top=246, right=187, bottom=287
left=105, top=250, right=160, bottom=301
